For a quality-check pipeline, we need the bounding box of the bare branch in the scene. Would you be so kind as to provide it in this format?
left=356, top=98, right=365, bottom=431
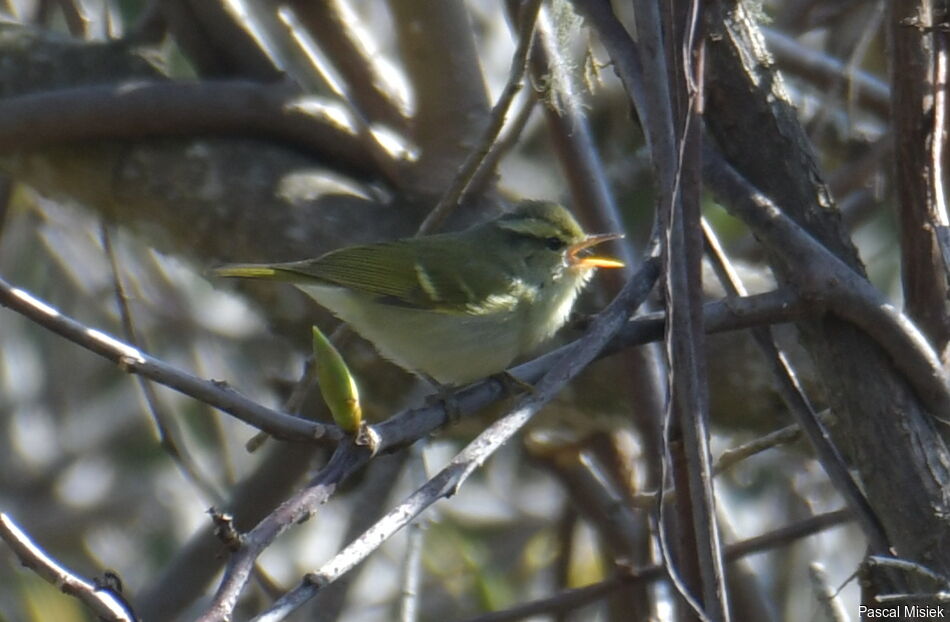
left=0, top=275, right=340, bottom=444
left=398, top=522, right=425, bottom=622
left=702, top=145, right=950, bottom=420
left=623, top=0, right=729, bottom=616
left=453, top=509, right=853, bottom=622
left=157, top=0, right=282, bottom=80
left=198, top=441, right=371, bottom=622
left=762, top=27, right=890, bottom=118
left=0, top=513, right=137, bottom=622
left=713, top=420, right=809, bottom=475
left=888, top=0, right=950, bottom=352
left=286, top=0, right=409, bottom=132
left=417, top=0, right=543, bottom=234
left=387, top=0, right=490, bottom=200
left=101, top=223, right=226, bottom=505
left=0, top=80, right=384, bottom=183
left=702, top=221, right=890, bottom=554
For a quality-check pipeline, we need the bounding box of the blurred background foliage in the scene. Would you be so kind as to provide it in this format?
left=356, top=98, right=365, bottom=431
left=0, top=0, right=898, bottom=620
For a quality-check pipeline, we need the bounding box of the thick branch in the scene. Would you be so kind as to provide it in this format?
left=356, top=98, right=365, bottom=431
left=0, top=80, right=381, bottom=182
left=387, top=0, right=491, bottom=201
left=888, top=0, right=950, bottom=352
left=287, top=0, right=409, bottom=132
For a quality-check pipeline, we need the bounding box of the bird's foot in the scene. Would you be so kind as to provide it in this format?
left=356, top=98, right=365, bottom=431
left=490, top=371, right=536, bottom=396
left=421, top=375, right=463, bottom=424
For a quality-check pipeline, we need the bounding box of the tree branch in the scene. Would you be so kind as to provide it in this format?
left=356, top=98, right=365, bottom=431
left=0, top=275, right=340, bottom=443
left=387, top=0, right=490, bottom=201
left=287, top=0, right=409, bottom=132
left=702, top=146, right=950, bottom=420
left=417, top=0, right=543, bottom=234
left=888, top=0, right=950, bottom=352
left=453, top=509, right=853, bottom=622
left=198, top=441, right=371, bottom=622
left=0, top=80, right=384, bottom=182
left=0, top=513, right=137, bottom=622
left=762, top=26, right=890, bottom=118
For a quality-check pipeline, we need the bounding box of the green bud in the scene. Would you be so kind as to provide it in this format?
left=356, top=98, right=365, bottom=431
left=312, top=325, right=362, bottom=433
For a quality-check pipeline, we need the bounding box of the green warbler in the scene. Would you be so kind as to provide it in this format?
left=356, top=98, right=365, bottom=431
left=211, top=201, right=624, bottom=386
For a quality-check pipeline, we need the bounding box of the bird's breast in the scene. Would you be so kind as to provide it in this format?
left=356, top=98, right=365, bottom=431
left=520, top=269, right=591, bottom=352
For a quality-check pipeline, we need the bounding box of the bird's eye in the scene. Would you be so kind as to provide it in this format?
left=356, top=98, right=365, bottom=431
left=545, top=237, right=566, bottom=251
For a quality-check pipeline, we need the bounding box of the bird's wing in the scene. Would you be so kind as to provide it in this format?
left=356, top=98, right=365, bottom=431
left=296, top=240, right=529, bottom=314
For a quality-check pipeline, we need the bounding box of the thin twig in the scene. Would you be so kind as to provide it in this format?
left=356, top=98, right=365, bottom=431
left=702, top=219, right=891, bottom=554
left=639, top=0, right=728, bottom=617
left=100, top=223, right=225, bottom=504
left=416, top=0, right=544, bottom=234
left=810, top=563, right=850, bottom=622
left=462, top=91, right=537, bottom=201
left=0, top=275, right=340, bottom=443
left=0, top=513, right=137, bottom=622
left=399, top=522, right=425, bottom=622
left=198, top=440, right=371, bottom=622
left=713, top=420, right=810, bottom=475
left=761, top=27, right=889, bottom=118
left=454, top=509, right=853, bottom=622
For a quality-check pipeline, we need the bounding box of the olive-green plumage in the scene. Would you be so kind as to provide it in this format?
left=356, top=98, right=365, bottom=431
left=212, top=201, right=623, bottom=385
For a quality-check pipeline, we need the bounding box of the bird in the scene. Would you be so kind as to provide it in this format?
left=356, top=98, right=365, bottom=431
left=211, top=200, right=624, bottom=386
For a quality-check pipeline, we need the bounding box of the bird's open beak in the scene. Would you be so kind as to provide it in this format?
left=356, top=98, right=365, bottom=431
left=567, top=233, right=626, bottom=269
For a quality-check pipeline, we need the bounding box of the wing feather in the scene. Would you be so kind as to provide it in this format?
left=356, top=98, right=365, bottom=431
left=280, top=238, right=532, bottom=313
